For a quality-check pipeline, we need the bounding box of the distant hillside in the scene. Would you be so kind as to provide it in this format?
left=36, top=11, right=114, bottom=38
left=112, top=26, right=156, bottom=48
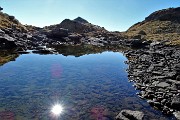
left=0, top=11, right=27, bottom=32
left=125, top=7, right=180, bottom=45
left=44, top=17, right=107, bottom=33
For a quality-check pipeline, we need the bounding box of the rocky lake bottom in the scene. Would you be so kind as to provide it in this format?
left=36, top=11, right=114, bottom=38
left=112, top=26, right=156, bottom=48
left=0, top=49, right=176, bottom=120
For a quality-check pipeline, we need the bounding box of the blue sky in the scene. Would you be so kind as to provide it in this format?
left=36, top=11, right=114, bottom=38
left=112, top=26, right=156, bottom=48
left=0, top=0, right=179, bottom=31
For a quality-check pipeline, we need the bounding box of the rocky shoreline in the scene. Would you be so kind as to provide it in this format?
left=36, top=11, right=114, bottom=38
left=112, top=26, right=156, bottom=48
left=124, top=41, right=180, bottom=119
left=1, top=27, right=180, bottom=119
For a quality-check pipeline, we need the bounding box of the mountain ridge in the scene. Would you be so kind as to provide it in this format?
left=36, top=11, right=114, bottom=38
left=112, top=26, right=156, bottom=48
left=43, top=17, right=107, bottom=34
left=125, top=7, right=180, bottom=45
left=0, top=7, right=180, bottom=45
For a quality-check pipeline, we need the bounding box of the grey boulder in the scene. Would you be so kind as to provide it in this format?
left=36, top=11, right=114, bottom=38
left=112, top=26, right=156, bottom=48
left=116, top=110, right=144, bottom=120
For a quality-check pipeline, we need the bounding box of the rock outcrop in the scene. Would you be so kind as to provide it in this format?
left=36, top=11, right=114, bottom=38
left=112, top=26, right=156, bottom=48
left=125, top=7, right=180, bottom=45
left=74, top=17, right=89, bottom=24
left=46, top=28, right=69, bottom=38
left=145, top=7, right=180, bottom=23
left=0, top=11, right=27, bottom=32
left=44, top=17, right=106, bottom=34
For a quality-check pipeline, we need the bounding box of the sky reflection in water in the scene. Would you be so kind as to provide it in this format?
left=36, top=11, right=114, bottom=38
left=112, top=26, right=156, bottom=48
left=0, top=51, right=172, bottom=120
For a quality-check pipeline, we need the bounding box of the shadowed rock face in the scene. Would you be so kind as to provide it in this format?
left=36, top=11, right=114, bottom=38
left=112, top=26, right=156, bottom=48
left=44, top=17, right=107, bottom=34
left=125, top=7, right=180, bottom=44
left=74, top=17, right=89, bottom=24
left=0, top=36, right=17, bottom=49
left=128, top=7, right=180, bottom=33
left=145, top=7, right=180, bottom=23
left=59, top=19, right=92, bottom=33
left=46, top=28, right=69, bottom=38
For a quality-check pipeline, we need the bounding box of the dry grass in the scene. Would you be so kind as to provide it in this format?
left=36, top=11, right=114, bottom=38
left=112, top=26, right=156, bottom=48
left=0, top=12, right=27, bottom=31
left=127, top=21, right=180, bottom=34
left=124, top=20, right=180, bottom=45
left=0, top=54, right=19, bottom=66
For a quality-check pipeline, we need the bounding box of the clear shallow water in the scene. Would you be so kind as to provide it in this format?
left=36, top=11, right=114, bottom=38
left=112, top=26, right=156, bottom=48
left=0, top=51, right=174, bottom=120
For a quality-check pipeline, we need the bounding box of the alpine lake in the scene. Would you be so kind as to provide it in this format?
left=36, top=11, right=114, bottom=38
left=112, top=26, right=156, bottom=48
left=0, top=45, right=175, bottom=120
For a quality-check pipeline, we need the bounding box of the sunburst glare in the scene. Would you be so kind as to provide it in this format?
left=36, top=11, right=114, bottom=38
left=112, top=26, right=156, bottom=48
left=51, top=104, right=64, bottom=116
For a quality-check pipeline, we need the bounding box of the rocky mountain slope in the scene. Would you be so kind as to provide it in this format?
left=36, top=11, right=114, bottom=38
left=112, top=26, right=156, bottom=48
left=43, top=17, right=107, bottom=33
left=42, top=17, right=123, bottom=46
left=1, top=7, right=180, bottom=52
left=125, top=7, right=180, bottom=45
left=0, top=11, right=27, bottom=32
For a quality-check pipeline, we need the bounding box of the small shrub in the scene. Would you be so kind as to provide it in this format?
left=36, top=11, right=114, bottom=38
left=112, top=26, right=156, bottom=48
left=138, top=30, right=146, bottom=35
left=0, top=7, right=3, bottom=11
left=8, top=15, right=15, bottom=21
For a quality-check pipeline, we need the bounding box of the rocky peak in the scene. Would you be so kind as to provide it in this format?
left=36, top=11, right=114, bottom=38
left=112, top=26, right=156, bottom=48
left=74, top=17, right=89, bottom=24
left=125, top=7, right=180, bottom=44
left=44, top=17, right=106, bottom=34
left=145, top=7, right=180, bottom=23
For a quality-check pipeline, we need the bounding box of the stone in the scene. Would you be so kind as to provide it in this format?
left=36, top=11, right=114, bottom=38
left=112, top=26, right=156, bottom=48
left=2, top=28, right=13, bottom=34
left=174, top=112, right=180, bottom=120
left=116, top=110, right=144, bottom=120
left=69, top=34, right=82, bottom=43
left=156, top=82, right=170, bottom=88
left=18, top=51, right=30, bottom=54
left=165, top=71, right=177, bottom=78
left=0, top=29, right=5, bottom=35
left=47, top=28, right=69, bottom=38
left=129, top=39, right=148, bottom=48
left=0, top=36, right=17, bottom=49
left=171, top=96, right=180, bottom=110
left=150, top=41, right=161, bottom=47
left=176, top=75, right=180, bottom=81
left=174, top=64, right=180, bottom=72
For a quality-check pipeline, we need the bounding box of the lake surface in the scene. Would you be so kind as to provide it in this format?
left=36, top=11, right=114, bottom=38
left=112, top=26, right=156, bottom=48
left=0, top=48, right=174, bottom=120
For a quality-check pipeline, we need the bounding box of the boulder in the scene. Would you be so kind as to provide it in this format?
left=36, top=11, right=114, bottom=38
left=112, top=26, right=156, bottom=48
left=47, top=28, right=68, bottom=38
left=174, top=112, right=180, bottom=120
left=1, top=28, right=13, bottom=34
left=0, top=29, right=5, bottom=36
left=69, top=34, right=82, bottom=43
left=129, top=39, right=148, bottom=48
left=156, top=82, right=170, bottom=88
left=174, top=64, right=180, bottom=72
left=116, top=110, right=144, bottom=120
left=0, top=36, right=17, bottom=49
left=171, top=96, right=180, bottom=110
left=176, top=75, right=180, bottom=81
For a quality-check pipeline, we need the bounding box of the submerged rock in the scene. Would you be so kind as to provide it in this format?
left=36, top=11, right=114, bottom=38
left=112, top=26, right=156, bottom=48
left=116, top=110, right=144, bottom=120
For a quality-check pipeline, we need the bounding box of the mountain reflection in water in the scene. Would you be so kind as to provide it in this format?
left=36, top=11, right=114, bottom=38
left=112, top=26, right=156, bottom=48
left=0, top=45, right=173, bottom=120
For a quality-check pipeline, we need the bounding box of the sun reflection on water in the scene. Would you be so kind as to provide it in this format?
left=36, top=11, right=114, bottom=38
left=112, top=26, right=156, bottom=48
left=51, top=104, right=64, bottom=116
